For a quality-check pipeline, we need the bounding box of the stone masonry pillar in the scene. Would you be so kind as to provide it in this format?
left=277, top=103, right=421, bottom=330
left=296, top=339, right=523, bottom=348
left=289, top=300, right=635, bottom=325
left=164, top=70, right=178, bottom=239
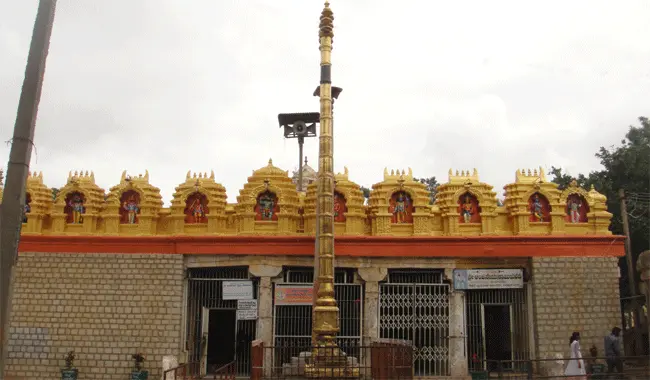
left=249, top=265, right=282, bottom=376
left=358, top=268, right=387, bottom=346
left=449, top=289, right=469, bottom=378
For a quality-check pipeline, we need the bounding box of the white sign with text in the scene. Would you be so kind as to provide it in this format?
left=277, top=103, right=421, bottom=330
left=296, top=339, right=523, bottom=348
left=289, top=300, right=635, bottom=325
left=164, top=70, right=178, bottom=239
left=222, top=280, right=254, bottom=300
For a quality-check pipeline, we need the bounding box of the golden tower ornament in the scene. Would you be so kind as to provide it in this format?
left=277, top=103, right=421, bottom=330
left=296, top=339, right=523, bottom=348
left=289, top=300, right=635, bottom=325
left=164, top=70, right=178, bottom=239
left=305, top=1, right=359, bottom=377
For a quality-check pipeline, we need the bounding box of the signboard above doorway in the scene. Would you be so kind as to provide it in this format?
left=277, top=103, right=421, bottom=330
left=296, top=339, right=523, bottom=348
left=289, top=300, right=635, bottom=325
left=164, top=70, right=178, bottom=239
left=453, top=269, right=523, bottom=290
left=222, top=280, right=254, bottom=300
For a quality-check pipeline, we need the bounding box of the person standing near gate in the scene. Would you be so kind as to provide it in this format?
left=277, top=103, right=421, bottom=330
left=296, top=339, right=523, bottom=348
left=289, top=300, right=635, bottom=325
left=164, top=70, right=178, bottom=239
left=564, top=332, right=586, bottom=379
left=604, top=327, right=623, bottom=375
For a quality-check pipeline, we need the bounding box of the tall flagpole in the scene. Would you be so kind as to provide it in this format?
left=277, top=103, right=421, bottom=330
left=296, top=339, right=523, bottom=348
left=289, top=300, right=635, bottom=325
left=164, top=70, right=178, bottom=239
left=306, top=2, right=358, bottom=378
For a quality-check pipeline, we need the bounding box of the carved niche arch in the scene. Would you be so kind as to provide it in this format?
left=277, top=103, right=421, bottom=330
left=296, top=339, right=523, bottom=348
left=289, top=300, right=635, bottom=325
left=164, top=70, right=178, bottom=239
left=248, top=182, right=285, bottom=204
left=255, top=190, right=280, bottom=221
left=528, top=192, right=551, bottom=222
left=565, top=193, right=590, bottom=223
left=457, top=190, right=482, bottom=224
left=333, top=190, right=348, bottom=223
left=119, top=189, right=142, bottom=224
left=561, top=183, right=591, bottom=224
left=64, top=191, right=87, bottom=224
left=388, top=189, right=414, bottom=224
left=23, top=192, right=32, bottom=223
left=184, top=191, right=209, bottom=224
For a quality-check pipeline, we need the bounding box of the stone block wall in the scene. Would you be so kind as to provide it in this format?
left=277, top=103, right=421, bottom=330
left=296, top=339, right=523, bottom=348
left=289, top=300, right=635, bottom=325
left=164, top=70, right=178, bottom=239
left=6, top=252, right=184, bottom=379
left=532, top=257, right=621, bottom=359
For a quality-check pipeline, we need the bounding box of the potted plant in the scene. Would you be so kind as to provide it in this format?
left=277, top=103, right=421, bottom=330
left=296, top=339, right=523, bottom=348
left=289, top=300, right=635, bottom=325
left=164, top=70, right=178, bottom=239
left=131, top=353, right=148, bottom=380
left=588, top=345, right=606, bottom=378
left=61, top=350, right=78, bottom=380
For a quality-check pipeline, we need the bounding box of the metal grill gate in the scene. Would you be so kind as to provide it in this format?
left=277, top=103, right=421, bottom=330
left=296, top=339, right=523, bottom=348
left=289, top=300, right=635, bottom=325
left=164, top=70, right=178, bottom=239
left=465, top=287, right=530, bottom=372
left=379, top=271, right=450, bottom=377
left=272, top=267, right=363, bottom=365
left=186, top=267, right=257, bottom=377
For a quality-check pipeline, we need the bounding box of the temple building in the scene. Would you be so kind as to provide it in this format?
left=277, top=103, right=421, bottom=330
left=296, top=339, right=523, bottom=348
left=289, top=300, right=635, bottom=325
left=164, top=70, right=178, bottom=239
left=3, top=164, right=624, bottom=379
left=291, top=157, right=318, bottom=192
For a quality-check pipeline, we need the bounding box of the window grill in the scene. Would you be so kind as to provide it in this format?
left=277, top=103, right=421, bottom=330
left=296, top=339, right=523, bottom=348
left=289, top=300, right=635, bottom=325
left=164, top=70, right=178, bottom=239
left=380, top=269, right=450, bottom=376
left=387, top=269, right=445, bottom=284
left=284, top=266, right=354, bottom=283
left=273, top=267, right=362, bottom=358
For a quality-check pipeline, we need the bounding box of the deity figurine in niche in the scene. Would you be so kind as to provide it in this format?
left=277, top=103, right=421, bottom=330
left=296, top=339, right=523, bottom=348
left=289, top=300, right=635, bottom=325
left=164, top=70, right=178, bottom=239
left=458, top=193, right=481, bottom=224
left=65, top=192, right=86, bottom=224
left=333, top=191, right=347, bottom=223
left=529, top=193, right=550, bottom=222
left=22, top=193, right=32, bottom=223
left=389, top=191, right=414, bottom=224
left=255, top=191, right=279, bottom=221
left=184, top=192, right=208, bottom=224
left=566, top=194, right=588, bottom=223
left=120, top=190, right=140, bottom=224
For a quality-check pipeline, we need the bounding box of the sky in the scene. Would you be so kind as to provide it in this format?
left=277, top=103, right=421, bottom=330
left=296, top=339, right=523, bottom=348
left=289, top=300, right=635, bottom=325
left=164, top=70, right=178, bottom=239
left=1, top=0, right=649, bottom=204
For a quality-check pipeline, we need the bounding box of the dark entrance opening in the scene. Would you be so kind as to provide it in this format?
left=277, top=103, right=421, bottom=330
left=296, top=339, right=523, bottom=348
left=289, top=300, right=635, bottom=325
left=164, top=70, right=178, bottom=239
left=484, top=304, right=512, bottom=371
left=207, top=309, right=236, bottom=373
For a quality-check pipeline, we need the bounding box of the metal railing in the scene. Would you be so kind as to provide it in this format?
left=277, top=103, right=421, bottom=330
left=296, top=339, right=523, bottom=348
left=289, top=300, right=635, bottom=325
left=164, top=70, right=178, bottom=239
left=162, top=362, right=200, bottom=380
left=250, top=339, right=413, bottom=380
left=213, top=360, right=237, bottom=380
left=469, top=356, right=649, bottom=379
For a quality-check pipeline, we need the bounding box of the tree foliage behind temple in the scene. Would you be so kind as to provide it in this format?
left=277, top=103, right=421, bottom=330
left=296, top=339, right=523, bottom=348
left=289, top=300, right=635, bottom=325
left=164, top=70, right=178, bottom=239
left=414, top=177, right=439, bottom=205
left=550, top=116, right=650, bottom=298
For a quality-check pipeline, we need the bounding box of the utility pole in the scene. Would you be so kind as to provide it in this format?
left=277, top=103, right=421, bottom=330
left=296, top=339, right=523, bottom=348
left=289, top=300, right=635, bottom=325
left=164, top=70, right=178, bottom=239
left=0, top=1, right=57, bottom=376
left=619, top=189, right=642, bottom=344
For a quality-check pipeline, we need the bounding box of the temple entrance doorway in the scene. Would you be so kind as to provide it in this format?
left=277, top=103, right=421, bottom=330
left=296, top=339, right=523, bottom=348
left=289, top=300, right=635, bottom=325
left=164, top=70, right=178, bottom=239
left=465, top=287, right=530, bottom=373
left=202, top=308, right=237, bottom=374
left=187, top=267, right=257, bottom=377
left=378, top=269, right=451, bottom=377
left=483, top=304, right=513, bottom=371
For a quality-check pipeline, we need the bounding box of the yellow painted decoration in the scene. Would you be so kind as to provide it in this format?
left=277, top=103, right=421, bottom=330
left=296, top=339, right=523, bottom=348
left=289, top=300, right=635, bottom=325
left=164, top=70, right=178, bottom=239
left=169, top=170, right=227, bottom=235
left=23, top=171, right=53, bottom=235
left=51, top=171, right=106, bottom=235
left=304, top=167, right=366, bottom=236
left=12, top=166, right=614, bottom=237
left=585, top=184, right=613, bottom=234
left=368, top=168, right=431, bottom=236
left=103, top=170, right=163, bottom=236
left=234, top=159, right=300, bottom=235
left=503, top=167, right=566, bottom=235
left=436, top=169, right=498, bottom=236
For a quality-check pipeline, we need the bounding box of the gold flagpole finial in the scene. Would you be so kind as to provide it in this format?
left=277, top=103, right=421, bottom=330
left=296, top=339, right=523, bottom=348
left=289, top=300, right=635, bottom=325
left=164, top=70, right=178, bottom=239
left=319, top=1, right=334, bottom=39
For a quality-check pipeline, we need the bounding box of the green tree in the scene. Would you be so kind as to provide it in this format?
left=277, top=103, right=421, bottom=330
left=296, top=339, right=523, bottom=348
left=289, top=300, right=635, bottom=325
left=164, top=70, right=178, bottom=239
left=414, top=176, right=439, bottom=205
left=51, top=187, right=59, bottom=201
left=547, top=167, right=591, bottom=190
left=550, top=116, right=650, bottom=298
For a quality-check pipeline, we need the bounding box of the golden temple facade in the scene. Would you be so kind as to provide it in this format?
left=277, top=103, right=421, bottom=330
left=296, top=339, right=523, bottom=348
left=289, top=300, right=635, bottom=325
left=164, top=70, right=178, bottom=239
left=2, top=162, right=612, bottom=237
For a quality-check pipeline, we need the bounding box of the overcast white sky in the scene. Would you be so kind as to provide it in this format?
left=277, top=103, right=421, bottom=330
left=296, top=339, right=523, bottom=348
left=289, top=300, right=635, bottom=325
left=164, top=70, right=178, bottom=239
left=1, top=0, right=649, bottom=204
